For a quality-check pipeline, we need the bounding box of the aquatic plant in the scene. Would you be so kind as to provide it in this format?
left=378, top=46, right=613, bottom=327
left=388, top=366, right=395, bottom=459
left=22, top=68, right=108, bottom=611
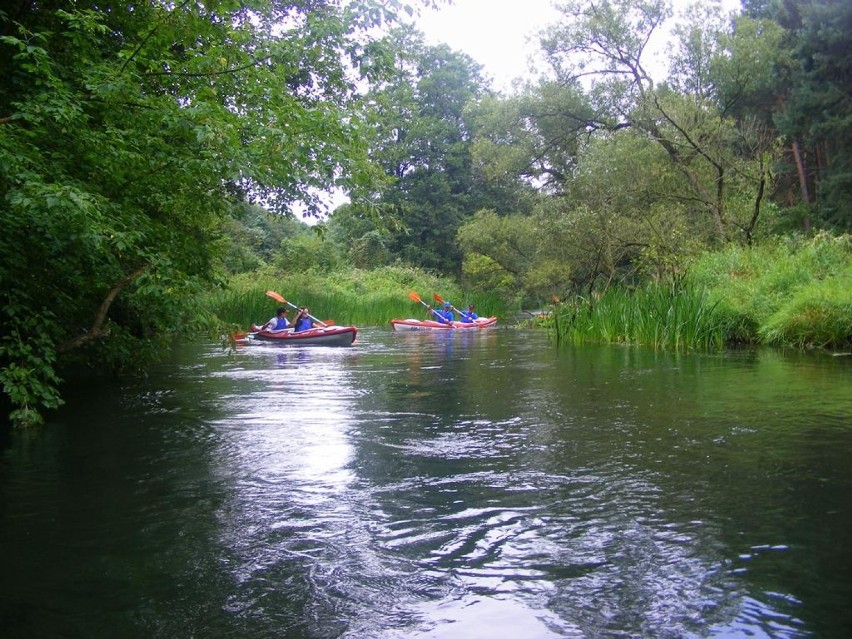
left=553, top=282, right=725, bottom=350
left=555, top=233, right=851, bottom=350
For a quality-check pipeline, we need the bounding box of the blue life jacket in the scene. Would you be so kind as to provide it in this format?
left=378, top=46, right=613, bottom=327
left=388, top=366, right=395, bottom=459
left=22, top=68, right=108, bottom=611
left=460, top=311, right=478, bottom=323
left=437, top=309, right=454, bottom=323
left=294, top=317, right=313, bottom=332
left=273, top=317, right=289, bottom=330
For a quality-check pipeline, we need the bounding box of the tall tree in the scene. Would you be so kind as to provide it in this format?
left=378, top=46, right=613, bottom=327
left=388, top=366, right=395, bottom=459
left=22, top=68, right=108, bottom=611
left=471, top=81, right=598, bottom=195
left=533, top=0, right=784, bottom=243
left=773, top=0, right=852, bottom=228
left=0, top=0, right=430, bottom=425
left=349, top=27, right=530, bottom=274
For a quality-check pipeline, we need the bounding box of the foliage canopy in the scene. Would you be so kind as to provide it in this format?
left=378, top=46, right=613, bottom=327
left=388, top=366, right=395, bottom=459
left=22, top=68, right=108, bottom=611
left=0, top=0, right=428, bottom=425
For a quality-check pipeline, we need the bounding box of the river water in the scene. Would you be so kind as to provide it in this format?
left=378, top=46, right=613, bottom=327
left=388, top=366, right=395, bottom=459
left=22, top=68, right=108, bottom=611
left=1, top=327, right=851, bottom=638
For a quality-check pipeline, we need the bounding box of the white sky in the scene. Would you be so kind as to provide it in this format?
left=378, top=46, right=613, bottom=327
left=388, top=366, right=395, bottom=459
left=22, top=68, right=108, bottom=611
left=412, top=0, right=743, bottom=93
left=413, top=0, right=559, bottom=93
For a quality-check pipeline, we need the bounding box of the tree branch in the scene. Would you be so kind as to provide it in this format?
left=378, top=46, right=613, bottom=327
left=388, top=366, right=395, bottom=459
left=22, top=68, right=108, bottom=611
left=58, top=264, right=149, bottom=353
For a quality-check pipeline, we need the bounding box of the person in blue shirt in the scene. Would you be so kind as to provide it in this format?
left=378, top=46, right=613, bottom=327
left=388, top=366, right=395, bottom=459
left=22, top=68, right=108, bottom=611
left=437, top=302, right=455, bottom=323
left=459, top=304, right=478, bottom=323
left=425, top=302, right=454, bottom=324
left=292, top=307, right=314, bottom=332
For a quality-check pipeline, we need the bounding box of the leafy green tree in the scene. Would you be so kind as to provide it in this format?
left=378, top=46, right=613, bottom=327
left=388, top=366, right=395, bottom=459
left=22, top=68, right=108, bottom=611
left=350, top=26, right=531, bottom=274
left=0, top=0, right=428, bottom=425
left=217, top=203, right=318, bottom=274
left=275, top=226, right=345, bottom=273
left=471, top=82, right=598, bottom=194
left=772, top=0, right=852, bottom=229
left=460, top=130, right=708, bottom=302
left=511, top=0, right=784, bottom=244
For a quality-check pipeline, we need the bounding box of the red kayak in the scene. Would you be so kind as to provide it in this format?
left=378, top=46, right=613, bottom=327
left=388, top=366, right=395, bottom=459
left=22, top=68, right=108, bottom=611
left=236, top=325, right=357, bottom=346
left=389, top=317, right=497, bottom=331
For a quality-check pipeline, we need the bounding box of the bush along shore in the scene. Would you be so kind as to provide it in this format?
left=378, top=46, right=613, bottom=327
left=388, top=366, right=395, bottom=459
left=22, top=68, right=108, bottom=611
left=551, top=233, right=852, bottom=351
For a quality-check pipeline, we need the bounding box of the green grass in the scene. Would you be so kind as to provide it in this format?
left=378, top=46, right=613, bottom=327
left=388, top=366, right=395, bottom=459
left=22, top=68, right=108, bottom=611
left=553, top=232, right=851, bottom=350
left=693, top=232, right=851, bottom=348
left=204, top=265, right=508, bottom=328
left=758, top=269, right=852, bottom=348
left=553, top=282, right=726, bottom=350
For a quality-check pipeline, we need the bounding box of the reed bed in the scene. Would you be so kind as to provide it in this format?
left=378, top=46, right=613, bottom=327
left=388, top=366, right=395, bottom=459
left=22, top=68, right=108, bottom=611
left=553, top=283, right=726, bottom=350
left=554, top=233, right=851, bottom=350
left=203, top=266, right=508, bottom=328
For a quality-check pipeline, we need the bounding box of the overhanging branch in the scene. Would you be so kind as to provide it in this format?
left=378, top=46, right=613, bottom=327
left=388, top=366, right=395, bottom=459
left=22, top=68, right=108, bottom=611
left=58, top=264, right=149, bottom=353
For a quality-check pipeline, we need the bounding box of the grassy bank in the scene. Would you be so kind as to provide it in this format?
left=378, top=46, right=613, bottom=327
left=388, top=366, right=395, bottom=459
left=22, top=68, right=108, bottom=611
left=204, top=264, right=508, bottom=328
left=553, top=233, right=852, bottom=350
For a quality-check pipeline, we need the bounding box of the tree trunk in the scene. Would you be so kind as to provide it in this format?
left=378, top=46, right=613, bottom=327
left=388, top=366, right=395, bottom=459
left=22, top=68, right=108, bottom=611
left=791, top=140, right=811, bottom=232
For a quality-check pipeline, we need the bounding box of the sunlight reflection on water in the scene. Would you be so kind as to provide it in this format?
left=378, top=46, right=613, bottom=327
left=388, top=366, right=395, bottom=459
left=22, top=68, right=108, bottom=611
left=3, top=331, right=844, bottom=638
left=191, top=332, right=833, bottom=638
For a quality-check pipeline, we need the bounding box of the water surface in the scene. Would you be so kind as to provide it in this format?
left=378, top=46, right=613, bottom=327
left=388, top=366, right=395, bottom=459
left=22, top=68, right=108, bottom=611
left=2, top=328, right=851, bottom=638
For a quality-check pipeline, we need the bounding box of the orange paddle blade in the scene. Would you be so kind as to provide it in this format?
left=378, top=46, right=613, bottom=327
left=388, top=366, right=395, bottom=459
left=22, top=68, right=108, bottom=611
left=433, top=293, right=445, bottom=304
left=408, top=291, right=422, bottom=304
left=265, top=290, right=285, bottom=303
left=322, top=320, right=336, bottom=326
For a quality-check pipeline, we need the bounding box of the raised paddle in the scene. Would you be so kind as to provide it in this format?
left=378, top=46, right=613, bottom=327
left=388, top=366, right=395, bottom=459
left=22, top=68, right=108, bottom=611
left=265, top=290, right=332, bottom=327
left=408, top=291, right=451, bottom=324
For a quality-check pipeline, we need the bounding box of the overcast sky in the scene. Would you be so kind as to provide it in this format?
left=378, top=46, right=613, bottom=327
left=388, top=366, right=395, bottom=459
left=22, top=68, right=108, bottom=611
left=411, top=0, right=743, bottom=93
left=412, top=0, right=557, bottom=93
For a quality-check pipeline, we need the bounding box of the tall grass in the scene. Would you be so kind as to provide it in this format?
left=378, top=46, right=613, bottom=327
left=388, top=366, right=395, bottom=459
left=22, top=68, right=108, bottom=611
left=554, top=282, right=725, bottom=350
left=692, top=232, right=851, bottom=348
left=759, top=272, right=852, bottom=347
left=554, top=232, right=851, bottom=350
left=204, top=265, right=508, bottom=327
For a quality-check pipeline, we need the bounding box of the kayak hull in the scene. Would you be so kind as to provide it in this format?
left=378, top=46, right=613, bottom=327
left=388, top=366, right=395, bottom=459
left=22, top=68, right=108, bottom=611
left=238, top=325, right=357, bottom=346
left=390, top=317, right=498, bottom=331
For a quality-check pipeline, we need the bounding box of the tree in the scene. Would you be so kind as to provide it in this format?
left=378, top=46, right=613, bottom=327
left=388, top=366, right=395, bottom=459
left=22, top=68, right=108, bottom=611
left=0, top=0, right=430, bottom=425
left=470, top=82, right=598, bottom=195
left=773, top=0, right=852, bottom=229
left=460, top=130, right=706, bottom=301
left=349, top=26, right=530, bottom=274
left=536, top=0, right=783, bottom=243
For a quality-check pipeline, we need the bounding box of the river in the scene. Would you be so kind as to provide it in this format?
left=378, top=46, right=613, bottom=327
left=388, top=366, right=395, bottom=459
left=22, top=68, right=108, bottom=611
left=1, top=327, right=851, bottom=638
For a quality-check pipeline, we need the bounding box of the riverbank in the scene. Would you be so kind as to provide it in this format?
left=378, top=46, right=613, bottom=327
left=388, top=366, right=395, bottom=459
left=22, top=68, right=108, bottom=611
left=549, top=233, right=852, bottom=350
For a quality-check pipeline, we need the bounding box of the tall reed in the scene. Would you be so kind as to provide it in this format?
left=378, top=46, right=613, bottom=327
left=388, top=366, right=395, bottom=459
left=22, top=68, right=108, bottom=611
left=203, top=266, right=508, bottom=327
left=554, top=282, right=726, bottom=350
left=555, top=233, right=851, bottom=350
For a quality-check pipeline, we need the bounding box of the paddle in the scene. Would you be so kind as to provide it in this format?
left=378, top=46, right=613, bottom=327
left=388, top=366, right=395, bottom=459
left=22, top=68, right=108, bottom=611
left=408, top=291, right=450, bottom=324
left=265, top=290, right=331, bottom=328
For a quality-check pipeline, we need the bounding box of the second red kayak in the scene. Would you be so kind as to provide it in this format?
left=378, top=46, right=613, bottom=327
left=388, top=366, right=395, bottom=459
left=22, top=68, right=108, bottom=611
left=389, top=317, right=497, bottom=331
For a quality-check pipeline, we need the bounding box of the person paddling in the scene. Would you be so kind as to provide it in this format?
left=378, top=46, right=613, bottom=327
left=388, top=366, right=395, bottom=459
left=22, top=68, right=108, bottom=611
left=292, top=307, right=314, bottom=332
left=257, top=307, right=290, bottom=332
left=437, top=302, right=456, bottom=323
left=424, top=301, right=454, bottom=324
left=459, top=304, right=478, bottom=323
